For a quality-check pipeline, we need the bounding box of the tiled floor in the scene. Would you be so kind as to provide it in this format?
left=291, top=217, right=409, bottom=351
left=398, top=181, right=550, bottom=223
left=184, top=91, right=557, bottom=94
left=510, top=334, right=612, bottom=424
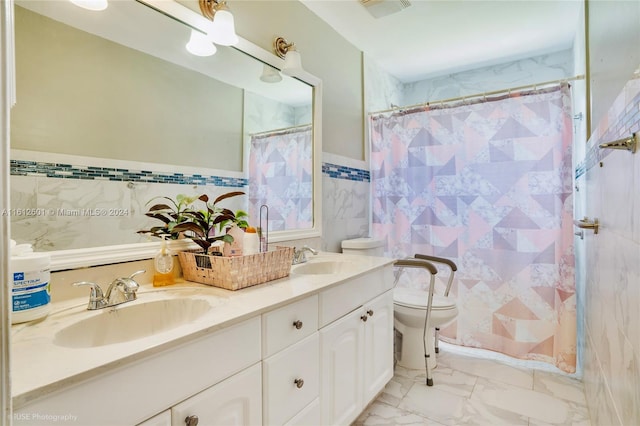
left=354, top=345, right=591, bottom=426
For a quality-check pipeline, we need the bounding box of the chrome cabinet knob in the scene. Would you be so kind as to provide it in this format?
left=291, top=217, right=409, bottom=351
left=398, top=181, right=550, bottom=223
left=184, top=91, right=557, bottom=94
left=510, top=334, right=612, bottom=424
left=185, top=415, right=199, bottom=426
left=293, top=320, right=303, bottom=330
left=361, top=315, right=368, bottom=322
left=294, top=378, right=304, bottom=389
left=367, top=309, right=374, bottom=317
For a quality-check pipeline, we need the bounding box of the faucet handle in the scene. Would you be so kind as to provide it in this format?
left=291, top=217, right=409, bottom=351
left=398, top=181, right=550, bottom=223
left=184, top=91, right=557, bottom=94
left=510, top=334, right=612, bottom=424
left=128, top=270, right=146, bottom=280
left=73, top=281, right=108, bottom=310
left=73, top=281, right=104, bottom=301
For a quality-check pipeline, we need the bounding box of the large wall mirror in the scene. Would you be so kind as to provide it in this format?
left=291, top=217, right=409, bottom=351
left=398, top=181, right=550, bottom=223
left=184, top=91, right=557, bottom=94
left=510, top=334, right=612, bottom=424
left=10, top=0, right=322, bottom=269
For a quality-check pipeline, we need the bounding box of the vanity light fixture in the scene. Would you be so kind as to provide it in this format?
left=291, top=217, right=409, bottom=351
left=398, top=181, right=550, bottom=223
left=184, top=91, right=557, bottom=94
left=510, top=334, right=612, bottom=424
left=199, top=0, right=239, bottom=46
left=260, top=64, right=283, bottom=83
left=274, top=37, right=304, bottom=77
left=69, top=0, right=108, bottom=11
left=186, top=29, right=217, bottom=57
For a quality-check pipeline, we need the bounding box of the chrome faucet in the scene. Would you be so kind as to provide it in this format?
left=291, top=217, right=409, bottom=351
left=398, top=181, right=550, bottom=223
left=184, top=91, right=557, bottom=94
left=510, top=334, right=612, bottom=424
left=74, top=270, right=145, bottom=310
left=292, top=246, right=318, bottom=265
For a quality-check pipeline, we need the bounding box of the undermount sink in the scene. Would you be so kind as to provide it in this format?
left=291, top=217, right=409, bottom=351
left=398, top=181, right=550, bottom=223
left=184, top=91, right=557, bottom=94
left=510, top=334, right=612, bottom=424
left=54, top=298, right=211, bottom=348
left=292, top=259, right=357, bottom=275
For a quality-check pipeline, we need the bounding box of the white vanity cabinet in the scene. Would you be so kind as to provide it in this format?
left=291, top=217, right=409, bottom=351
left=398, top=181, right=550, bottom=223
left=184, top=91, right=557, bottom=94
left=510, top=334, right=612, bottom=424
left=261, top=295, right=320, bottom=425
left=137, top=410, right=171, bottom=426
left=13, top=261, right=395, bottom=426
left=319, top=267, right=394, bottom=426
left=171, top=363, right=262, bottom=426
left=14, top=317, right=262, bottom=426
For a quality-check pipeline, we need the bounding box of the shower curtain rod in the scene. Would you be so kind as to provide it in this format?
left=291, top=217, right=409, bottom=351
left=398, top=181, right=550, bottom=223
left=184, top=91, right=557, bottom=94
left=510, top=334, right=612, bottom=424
left=369, top=74, right=585, bottom=116
left=250, top=123, right=312, bottom=138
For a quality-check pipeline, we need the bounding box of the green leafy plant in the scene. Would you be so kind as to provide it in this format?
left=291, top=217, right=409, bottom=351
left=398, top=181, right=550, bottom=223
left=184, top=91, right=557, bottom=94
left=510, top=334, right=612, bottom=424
left=138, top=191, right=246, bottom=253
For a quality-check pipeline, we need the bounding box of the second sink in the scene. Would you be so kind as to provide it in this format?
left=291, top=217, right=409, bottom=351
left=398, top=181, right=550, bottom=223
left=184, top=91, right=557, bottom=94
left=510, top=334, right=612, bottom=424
left=292, top=260, right=356, bottom=275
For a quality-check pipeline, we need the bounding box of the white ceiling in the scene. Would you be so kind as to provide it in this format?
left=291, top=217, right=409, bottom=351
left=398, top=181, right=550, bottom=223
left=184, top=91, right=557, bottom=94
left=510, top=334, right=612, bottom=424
left=300, top=0, right=583, bottom=83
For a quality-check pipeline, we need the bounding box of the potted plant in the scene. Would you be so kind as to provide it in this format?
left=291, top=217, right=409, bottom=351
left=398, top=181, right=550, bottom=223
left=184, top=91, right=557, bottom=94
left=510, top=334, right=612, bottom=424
left=138, top=191, right=246, bottom=254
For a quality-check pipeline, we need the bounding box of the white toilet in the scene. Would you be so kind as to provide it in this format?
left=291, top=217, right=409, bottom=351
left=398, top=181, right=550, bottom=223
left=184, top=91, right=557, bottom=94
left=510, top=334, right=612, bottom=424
left=341, top=238, right=458, bottom=371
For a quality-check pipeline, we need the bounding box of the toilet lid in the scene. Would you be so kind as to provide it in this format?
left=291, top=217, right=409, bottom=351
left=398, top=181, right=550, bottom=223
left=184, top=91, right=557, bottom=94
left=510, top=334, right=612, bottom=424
left=393, top=287, right=456, bottom=310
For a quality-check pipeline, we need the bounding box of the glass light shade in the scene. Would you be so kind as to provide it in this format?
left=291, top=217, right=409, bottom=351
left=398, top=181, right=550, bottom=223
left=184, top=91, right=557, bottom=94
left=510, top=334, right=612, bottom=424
left=281, top=50, right=304, bottom=77
left=260, top=65, right=282, bottom=83
left=208, top=9, right=239, bottom=46
left=186, top=30, right=217, bottom=57
left=69, top=0, right=108, bottom=11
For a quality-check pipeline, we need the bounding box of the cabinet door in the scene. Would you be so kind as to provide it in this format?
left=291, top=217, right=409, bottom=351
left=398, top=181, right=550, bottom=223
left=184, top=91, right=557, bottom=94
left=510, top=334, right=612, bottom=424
left=171, top=363, right=262, bottom=426
left=319, top=309, right=364, bottom=426
left=362, top=290, right=394, bottom=404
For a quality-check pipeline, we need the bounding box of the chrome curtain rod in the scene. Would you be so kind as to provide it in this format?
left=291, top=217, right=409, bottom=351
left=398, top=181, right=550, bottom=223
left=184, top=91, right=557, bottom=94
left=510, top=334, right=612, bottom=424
left=370, top=74, right=585, bottom=116
left=250, top=123, right=312, bottom=138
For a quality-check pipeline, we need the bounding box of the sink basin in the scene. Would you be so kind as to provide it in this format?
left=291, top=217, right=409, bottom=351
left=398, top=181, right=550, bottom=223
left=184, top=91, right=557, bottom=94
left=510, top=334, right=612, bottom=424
left=292, top=260, right=357, bottom=275
left=54, top=298, right=211, bottom=348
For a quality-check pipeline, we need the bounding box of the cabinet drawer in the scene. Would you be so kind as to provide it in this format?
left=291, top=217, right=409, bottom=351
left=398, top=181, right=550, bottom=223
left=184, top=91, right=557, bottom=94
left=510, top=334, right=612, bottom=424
left=319, top=265, right=393, bottom=327
left=263, top=333, right=320, bottom=425
left=262, top=294, right=318, bottom=358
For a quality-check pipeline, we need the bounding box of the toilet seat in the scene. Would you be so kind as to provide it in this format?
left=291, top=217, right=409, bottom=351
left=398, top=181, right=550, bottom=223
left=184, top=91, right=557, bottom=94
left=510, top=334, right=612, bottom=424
left=393, top=287, right=456, bottom=310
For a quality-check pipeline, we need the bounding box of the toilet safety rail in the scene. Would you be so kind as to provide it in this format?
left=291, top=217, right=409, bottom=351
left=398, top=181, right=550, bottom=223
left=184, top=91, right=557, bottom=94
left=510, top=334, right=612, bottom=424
left=393, top=254, right=459, bottom=386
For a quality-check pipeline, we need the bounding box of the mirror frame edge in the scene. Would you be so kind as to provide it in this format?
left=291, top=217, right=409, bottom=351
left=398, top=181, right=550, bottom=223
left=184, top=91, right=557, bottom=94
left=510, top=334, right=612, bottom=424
left=1, top=1, right=14, bottom=422
left=38, top=0, right=323, bottom=271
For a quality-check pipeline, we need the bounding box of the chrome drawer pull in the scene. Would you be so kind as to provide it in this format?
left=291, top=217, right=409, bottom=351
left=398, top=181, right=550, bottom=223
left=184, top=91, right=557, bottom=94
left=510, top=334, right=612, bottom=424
left=185, top=415, right=199, bottom=426
left=367, top=309, right=374, bottom=317
left=293, top=320, right=303, bottom=330
left=361, top=315, right=368, bottom=322
left=294, top=378, right=304, bottom=388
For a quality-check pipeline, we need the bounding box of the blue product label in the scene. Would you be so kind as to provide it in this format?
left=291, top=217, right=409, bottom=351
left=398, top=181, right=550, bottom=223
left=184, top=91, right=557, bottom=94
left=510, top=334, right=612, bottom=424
left=12, top=267, right=50, bottom=312
left=13, top=285, right=51, bottom=311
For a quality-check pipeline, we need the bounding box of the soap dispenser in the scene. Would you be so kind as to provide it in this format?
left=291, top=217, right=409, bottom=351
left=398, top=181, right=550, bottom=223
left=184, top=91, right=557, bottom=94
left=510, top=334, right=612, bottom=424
left=153, top=236, right=175, bottom=286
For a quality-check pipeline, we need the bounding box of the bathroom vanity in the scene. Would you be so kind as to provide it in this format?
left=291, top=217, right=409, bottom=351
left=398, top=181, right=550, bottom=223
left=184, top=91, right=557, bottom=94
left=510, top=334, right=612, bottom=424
left=11, top=253, right=394, bottom=425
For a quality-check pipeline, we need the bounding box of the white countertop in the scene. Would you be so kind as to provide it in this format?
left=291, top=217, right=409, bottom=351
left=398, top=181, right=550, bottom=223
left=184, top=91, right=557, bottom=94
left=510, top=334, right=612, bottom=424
left=11, top=252, right=395, bottom=408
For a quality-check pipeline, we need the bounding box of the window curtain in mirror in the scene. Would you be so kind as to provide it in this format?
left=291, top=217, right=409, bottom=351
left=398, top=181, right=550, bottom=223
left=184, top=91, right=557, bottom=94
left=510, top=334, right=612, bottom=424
left=370, top=84, right=576, bottom=372
left=248, top=125, right=313, bottom=231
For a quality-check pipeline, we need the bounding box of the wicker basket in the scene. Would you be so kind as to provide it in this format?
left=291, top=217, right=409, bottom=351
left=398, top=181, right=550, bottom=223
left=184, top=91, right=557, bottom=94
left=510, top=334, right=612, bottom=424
left=177, top=246, right=294, bottom=291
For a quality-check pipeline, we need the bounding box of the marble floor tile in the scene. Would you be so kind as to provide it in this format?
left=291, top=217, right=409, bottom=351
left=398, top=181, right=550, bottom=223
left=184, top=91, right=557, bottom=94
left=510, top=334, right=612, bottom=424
left=356, top=347, right=592, bottom=426
left=436, top=350, right=534, bottom=389
left=471, top=377, right=590, bottom=425
left=377, top=375, right=416, bottom=407
left=533, top=370, right=588, bottom=405
left=399, top=381, right=528, bottom=426
left=353, top=400, right=446, bottom=425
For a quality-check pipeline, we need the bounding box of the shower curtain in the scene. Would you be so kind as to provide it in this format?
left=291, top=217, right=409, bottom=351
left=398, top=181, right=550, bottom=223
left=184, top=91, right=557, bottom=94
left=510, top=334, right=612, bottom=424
left=370, top=85, right=576, bottom=373
left=248, top=125, right=313, bottom=231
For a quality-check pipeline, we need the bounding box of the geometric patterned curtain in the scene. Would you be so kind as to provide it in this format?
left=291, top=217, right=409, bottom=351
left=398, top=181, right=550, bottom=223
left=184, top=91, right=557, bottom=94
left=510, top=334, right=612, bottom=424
left=370, top=85, right=576, bottom=372
left=248, top=125, right=313, bottom=231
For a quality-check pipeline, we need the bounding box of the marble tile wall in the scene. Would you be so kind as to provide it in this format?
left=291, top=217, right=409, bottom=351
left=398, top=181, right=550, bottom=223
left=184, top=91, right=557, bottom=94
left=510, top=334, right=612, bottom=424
left=9, top=150, right=246, bottom=251
left=321, top=152, right=371, bottom=253
left=9, top=148, right=371, bottom=255
left=402, top=50, right=574, bottom=106
left=576, top=75, right=640, bottom=426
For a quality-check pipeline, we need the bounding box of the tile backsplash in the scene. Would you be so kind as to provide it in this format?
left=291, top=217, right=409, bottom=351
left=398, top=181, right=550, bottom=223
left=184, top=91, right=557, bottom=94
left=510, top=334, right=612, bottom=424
left=9, top=149, right=371, bottom=254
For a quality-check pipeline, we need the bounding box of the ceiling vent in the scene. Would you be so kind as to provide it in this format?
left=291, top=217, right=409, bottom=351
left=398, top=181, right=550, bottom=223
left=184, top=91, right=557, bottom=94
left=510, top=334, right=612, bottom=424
left=360, top=0, right=411, bottom=19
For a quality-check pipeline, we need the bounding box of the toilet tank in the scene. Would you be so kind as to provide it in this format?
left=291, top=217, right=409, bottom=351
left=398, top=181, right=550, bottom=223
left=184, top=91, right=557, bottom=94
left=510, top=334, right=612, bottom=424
left=341, top=237, right=385, bottom=256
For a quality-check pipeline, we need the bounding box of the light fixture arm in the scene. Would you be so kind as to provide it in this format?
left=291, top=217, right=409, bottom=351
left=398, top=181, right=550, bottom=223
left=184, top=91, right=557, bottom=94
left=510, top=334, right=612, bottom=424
left=274, top=37, right=296, bottom=59
left=199, top=0, right=228, bottom=21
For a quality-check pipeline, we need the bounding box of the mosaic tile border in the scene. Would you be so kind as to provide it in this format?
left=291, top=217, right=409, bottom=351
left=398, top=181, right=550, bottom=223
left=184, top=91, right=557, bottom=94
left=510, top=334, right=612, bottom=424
left=9, top=159, right=247, bottom=187
left=576, top=89, right=640, bottom=179
left=322, top=162, right=370, bottom=182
